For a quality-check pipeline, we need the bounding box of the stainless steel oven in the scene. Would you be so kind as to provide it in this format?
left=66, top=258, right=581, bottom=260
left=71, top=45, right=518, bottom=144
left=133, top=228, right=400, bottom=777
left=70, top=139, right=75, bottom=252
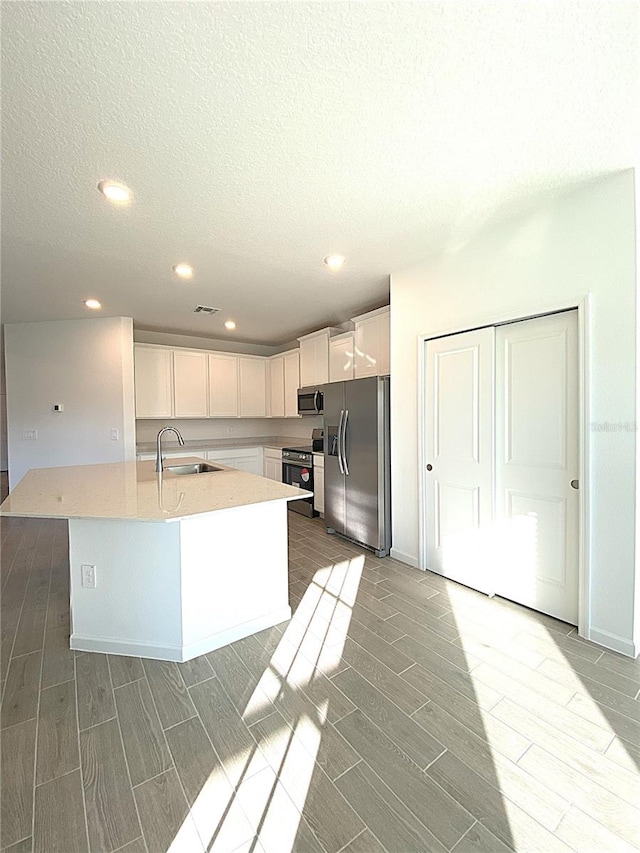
left=282, top=447, right=316, bottom=517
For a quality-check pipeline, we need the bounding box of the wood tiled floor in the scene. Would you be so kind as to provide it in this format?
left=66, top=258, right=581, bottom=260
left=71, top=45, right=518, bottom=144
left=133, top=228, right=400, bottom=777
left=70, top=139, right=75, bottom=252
left=1, top=510, right=639, bottom=852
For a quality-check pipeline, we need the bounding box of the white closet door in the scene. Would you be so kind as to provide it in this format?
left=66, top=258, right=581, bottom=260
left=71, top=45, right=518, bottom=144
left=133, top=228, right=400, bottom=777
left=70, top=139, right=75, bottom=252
left=425, top=327, right=495, bottom=592
left=495, top=311, right=579, bottom=624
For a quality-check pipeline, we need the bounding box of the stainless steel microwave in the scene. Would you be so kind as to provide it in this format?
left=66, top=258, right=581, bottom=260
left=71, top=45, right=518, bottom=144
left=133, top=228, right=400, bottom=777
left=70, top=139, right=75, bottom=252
left=297, top=386, right=324, bottom=416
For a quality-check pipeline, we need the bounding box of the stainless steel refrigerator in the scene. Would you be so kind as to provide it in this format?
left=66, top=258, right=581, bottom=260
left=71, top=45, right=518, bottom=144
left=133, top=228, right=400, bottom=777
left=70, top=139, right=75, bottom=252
left=323, top=376, right=391, bottom=557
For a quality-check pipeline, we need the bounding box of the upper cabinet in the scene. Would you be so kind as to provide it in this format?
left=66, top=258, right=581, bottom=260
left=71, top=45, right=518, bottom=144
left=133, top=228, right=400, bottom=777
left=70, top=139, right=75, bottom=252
left=173, top=350, right=208, bottom=418
left=134, top=345, right=174, bottom=418
left=134, top=345, right=264, bottom=419
left=208, top=353, right=239, bottom=417
left=298, top=327, right=343, bottom=387
left=238, top=356, right=267, bottom=417
left=283, top=350, right=300, bottom=418
left=269, top=350, right=300, bottom=418
left=133, top=308, right=389, bottom=420
left=353, top=306, right=390, bottom=378
left=329, top=332, right=355, bottom=382
left=269, top=355, right=285, bottom=418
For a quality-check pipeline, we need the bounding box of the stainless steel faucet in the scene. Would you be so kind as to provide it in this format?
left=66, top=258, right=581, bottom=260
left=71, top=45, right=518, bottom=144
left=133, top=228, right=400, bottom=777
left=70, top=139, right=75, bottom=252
left=155, top=426, right=185, bottom=473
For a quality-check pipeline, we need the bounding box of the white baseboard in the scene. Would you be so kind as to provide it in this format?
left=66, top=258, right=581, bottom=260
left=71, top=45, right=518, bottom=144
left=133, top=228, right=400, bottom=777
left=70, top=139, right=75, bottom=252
left=181, top=606, right=292, bottom=661
left=586, top=627, right=638, bottom=658
left=71, top=605, right=292, bottom=662
left=390, top=547, right=420, bottom=568
left=70, top=635, right=183, bottom=661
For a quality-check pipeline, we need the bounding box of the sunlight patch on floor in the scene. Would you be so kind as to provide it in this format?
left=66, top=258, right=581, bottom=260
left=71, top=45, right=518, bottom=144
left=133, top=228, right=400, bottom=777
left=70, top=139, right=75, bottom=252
left=172, top=552, right=364, bottom=852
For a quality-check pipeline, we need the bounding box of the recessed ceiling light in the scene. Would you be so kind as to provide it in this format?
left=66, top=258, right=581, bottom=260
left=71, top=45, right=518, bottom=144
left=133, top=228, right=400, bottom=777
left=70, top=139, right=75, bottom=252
left=84, top=299, right=101, bottom=310
left=173, top=263, right=194, bottom=279
left=323, top=254, right=346, bottom=271
left=224, top=320, right=236, bottom=330
left=97, top=180, right=132, bottom=204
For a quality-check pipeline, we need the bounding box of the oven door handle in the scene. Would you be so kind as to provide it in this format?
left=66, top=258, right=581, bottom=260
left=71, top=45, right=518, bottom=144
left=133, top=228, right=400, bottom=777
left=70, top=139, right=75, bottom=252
left=337, top=410, right=345, bottom=475
left=342, top=409, right=350, bottom=476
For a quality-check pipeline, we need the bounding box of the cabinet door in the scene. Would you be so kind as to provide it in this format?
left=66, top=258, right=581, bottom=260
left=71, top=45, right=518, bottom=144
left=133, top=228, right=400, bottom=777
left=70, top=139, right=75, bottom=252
left=173, top=350, right=208, bottom=418
left=300, top=332, right=330, bottom=386
left=329, top=335, right=355, bottom=382
left=355, top=313, right=390, bottom=377
left=208, top=353, right=239, bottom=417
left=134, top=346, right=173, bottom=418
left=238, top=358, right=267, bottom=417
left=313, top=334, right=329, bottom=384
left=207, top=447, right=263, bottom=474
left=299, top=337, right=317, bottom=387
left=269, top=356, right=285, bottom=418
left=283, top=351, right=300, bottom=417
left=231, top=450, right=264, bottom=475
left=264, top=456, right=283, bottom=481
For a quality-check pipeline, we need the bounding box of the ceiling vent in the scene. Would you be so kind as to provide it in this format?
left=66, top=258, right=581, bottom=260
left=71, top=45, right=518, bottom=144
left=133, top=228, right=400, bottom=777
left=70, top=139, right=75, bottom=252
left=193, top=305, right=220, bottom=315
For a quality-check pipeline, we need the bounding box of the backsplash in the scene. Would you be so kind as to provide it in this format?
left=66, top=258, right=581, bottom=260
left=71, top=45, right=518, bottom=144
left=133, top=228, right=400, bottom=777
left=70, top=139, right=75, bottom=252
left=135, top=416, right=322, bottom=444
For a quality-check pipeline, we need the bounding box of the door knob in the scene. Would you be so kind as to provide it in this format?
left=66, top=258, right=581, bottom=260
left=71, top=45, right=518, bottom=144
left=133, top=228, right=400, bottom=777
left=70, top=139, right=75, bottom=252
left=570, top=479, right=579, bottom=490
left=426, top=464, right=433, bottom=471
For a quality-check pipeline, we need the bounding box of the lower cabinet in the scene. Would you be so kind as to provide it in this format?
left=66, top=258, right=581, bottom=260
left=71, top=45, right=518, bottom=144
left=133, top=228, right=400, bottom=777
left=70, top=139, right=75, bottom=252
left=206, top=447, right=263, bottom=476
left=313, top=453, right=324, bottom=516
left=139, top=445, right=268, bottom=477
left=137, top=451, right=184, bottom=462
left=263, top=448, right=283, bottom=482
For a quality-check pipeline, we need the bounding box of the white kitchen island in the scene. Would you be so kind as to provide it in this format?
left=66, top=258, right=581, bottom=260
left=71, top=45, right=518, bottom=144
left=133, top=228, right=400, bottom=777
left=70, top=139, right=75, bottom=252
left=0, top=457, right=309, bottom=661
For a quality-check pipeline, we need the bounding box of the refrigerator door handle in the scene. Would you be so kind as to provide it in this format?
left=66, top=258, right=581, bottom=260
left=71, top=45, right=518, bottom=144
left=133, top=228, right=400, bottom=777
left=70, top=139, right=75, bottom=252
left=337, top=409, right=345, bottom=475
left=342, top=409, right=350, bottom=476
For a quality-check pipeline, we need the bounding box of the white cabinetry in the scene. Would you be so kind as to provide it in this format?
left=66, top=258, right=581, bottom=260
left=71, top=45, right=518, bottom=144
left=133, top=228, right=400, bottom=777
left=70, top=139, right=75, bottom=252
left=134, top=345, right=174, bottom=418
left=173, top=350, right=208, bottom=418
left=206, top=447, right=263, bottom=476
left=269, top=350, right=300, bottom=418
left=269, top=355, right=285, bottom=418
left=208, top=353, right=239, bottom=417
left=313, top=453, right=324, bottom=515
left=263, top=447, right=283, bottom=481
left=329, top=332, right=355, bottom=382
left=298, top=328, right=342, bottom=387
left=353, top=306, right=390, bottom=378
left=137, top=449, right=187, bottom=462
left=283, top=351, right=300, bottom=418
left=238, top=357, right=267, bottom=417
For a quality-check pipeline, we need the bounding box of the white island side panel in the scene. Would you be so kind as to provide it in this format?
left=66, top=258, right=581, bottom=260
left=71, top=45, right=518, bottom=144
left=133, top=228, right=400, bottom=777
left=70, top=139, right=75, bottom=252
left=69, top=518, right=183, bottom=657
left=179, top=501, right=291, bottom=658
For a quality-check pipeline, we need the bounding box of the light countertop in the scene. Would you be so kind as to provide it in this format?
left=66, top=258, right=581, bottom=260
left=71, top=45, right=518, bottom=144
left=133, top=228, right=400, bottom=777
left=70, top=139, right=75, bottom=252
left=0, top=457, right=309, bottom=523
left=135, top=435, right=309, bottom=454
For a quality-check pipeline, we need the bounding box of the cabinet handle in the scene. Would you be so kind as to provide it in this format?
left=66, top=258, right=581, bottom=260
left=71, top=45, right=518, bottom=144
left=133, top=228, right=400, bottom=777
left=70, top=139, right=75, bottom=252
left=426, top=464, right=433, bottom=471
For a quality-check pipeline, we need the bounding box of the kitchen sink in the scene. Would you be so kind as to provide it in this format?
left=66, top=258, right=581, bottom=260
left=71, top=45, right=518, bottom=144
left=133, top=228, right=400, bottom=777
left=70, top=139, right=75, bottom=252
left=164, top=463, right=223, bottom=475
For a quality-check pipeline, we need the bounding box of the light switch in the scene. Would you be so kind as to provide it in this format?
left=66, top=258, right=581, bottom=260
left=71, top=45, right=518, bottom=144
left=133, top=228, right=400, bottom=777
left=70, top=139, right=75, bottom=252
left=110, top=428, right=119, bottom=441
left=22, top=429, right=37, bottom=440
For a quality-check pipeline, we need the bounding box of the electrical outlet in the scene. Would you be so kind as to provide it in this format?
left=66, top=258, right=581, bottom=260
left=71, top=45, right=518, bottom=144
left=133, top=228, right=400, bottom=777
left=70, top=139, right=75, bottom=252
left=22, top=429, right=38, bottom=440
left=81, top=564, right=96, bottom=589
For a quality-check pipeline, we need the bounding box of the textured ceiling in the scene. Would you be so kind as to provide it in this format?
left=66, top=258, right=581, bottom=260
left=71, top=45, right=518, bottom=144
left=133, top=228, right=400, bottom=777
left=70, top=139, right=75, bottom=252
left=1, top=1, right=638, bottom=345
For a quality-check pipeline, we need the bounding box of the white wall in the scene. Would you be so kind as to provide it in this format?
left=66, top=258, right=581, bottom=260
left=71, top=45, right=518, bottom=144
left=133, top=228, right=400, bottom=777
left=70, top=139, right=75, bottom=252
left=135, top=415, right=322, bottom=444
left=390, top=170, right=638, bottom=656
left=5, top=317, right=136, bottom=488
